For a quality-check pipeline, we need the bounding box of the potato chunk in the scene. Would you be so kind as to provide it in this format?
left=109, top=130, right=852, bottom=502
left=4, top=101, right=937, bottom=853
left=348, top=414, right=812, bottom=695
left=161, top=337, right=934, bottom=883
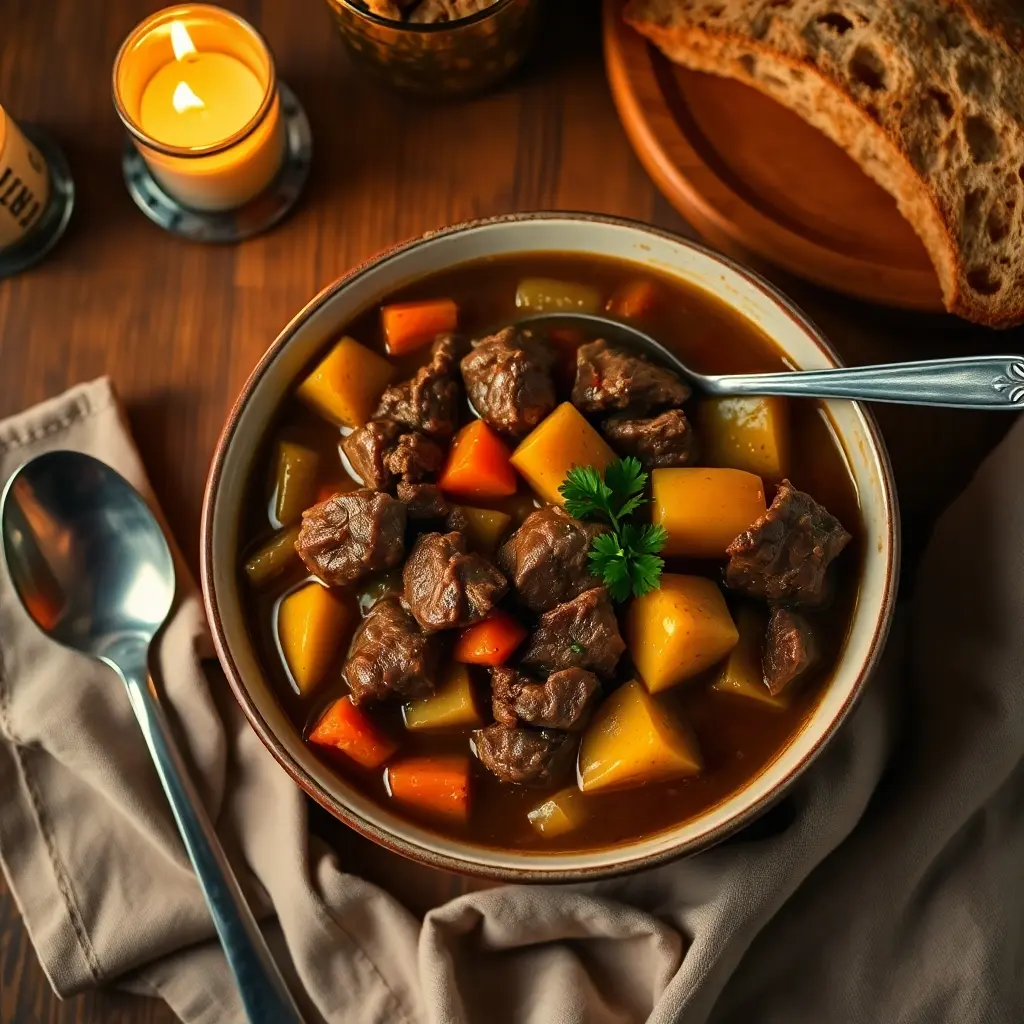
left=527, top=787, right=588, bottom=838
left=403, top=662, right=482, bottom=731
left=578, top=679, right=701, bottom=793
left=711, top=605, right=790, bottom=709
left=298, top=336, right=395, bottom=428
left=511, top=402, right=617, bottom=505
left=652, top=468, right=766, bottom=558
left=278, top=582, right=357, bottom=695
left=698, top=396, right=789, bottom=481
left=627, top=574, right=739, bottom=693
left=451, top=506, right=512, bottom=554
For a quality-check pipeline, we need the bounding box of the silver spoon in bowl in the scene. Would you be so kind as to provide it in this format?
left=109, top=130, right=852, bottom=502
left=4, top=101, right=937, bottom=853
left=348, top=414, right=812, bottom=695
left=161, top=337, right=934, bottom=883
left=0, top=451, right=304, bottom=1024
left=516, top=312, right=1024, bottom=410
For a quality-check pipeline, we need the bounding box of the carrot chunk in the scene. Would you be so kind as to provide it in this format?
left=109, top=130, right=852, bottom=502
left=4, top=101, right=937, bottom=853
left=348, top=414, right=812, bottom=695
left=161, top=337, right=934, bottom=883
left=607, top=280, right=659, bottom=320
left=382, top=298, right=458, bottom=356
left=454, top=610, right=528, bottom=666
left=308, top=696, right=397, bottom=769
left=386, top=756, right=470, bottom=823
left=438, top=419, right=518, bottom=500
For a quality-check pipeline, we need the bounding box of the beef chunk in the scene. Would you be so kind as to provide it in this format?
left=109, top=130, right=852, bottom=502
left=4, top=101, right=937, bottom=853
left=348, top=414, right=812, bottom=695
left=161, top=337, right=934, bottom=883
left=343, top=596, right=438, bottom=704
left=460, top=327, right=556, bottom=439
left=601, top=409, right=696, bottom=469
left=341, top=419, right=403, bottom=491
left=403, top=531, right=508, bottom=631
left=397, top=482, right=450, bottom=521
left=296, top=489, right=406, bottom=586
left=521, top=587, right=625, bottom=678
left=374, top=335, right=460, bottom=438
left=491, top=665, right=599, bottom=731
left=384, top=431, right=445, bottom=482
left=725, top=481, right=852, bottom=606
left=763, top=606, right=818, bottom=695
left=472, top=724, right=575, bottom=786
left=497, top=506, right=606, bottom=613
left=573, top=339, right=691, bottom=415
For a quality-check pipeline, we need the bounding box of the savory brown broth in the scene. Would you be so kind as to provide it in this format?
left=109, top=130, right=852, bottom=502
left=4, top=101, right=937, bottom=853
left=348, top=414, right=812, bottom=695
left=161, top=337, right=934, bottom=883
left=239, top=252, right=861, bottom=852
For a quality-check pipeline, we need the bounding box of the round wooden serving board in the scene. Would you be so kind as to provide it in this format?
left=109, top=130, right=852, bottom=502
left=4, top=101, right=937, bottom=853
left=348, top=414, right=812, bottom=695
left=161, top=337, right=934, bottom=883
left=603, top=0, right=945, bottom=311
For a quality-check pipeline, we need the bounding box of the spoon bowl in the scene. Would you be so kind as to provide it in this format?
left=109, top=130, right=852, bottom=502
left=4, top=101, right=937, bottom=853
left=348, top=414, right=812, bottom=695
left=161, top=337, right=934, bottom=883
left=1, top=450, right=175, bottom=657
left=516, top=311, right=1024, bottom=411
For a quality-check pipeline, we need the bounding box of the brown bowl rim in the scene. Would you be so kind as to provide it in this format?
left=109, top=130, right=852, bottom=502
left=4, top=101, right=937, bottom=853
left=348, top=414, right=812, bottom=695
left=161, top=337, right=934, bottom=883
left=327, top=0, right=520, bottom=33
left=201, top=211, right=900, bottom=883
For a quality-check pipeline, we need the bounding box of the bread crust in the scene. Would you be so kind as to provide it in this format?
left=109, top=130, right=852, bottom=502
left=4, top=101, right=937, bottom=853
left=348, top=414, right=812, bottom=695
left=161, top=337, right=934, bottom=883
left=625, top=0, right=1024, bottom=326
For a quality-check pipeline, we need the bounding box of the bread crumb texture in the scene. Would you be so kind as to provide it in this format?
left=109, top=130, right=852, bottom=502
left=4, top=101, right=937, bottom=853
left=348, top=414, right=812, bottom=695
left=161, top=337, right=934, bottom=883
left=625, top=0, right=1024, bottom=326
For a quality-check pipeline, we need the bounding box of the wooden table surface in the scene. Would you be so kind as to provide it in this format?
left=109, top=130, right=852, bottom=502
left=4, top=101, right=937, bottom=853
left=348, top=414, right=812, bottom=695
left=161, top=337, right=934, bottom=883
left=1, top=1, right=1021, bottom=1021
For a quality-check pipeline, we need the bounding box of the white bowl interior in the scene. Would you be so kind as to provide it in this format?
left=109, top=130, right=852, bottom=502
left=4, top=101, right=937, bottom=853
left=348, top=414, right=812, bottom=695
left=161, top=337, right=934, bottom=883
left=207, top=216, right=896, bottom=875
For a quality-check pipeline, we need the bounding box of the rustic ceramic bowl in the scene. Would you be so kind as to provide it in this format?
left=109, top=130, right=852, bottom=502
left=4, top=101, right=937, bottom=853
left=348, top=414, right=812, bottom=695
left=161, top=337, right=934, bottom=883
left=202, top=213, right=899, bottom=882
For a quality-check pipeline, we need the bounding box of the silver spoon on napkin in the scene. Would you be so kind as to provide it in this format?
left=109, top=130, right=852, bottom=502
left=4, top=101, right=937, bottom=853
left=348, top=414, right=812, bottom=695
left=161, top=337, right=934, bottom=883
left=517, top=312, right=1024, bottom=410
left=0, top=451, right=304, bottom=1024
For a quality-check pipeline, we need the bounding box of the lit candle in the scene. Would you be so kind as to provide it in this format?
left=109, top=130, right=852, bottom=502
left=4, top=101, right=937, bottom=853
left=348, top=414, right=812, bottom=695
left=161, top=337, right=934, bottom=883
left=113, top=6, right=285, bottom=212
left=0, top=105, right=51, bottom=250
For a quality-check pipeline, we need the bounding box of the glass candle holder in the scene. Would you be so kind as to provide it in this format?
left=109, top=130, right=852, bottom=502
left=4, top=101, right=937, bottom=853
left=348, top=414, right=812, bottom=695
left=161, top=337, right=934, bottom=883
left=113, top=4, right=286, bottom=212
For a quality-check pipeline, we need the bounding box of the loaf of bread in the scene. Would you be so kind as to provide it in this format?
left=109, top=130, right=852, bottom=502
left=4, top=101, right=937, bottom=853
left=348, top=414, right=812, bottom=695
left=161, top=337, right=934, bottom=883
left=624, top=0, right=1024, bottom=326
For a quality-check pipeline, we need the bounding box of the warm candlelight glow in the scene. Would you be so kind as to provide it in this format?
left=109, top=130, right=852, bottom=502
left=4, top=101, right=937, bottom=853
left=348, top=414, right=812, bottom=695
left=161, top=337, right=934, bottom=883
left=113, top=5, right=285, bottom=212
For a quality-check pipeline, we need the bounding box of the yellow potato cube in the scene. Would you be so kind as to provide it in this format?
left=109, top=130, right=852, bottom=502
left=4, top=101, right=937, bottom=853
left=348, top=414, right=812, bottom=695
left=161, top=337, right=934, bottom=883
left=451, top=506, right=512, bottom=554
left=628, top=574, right=739, bottom=693
left=579, top=679, right=702, bottom=793
left=527, top=787, right=588, bottom=838
left=297, top=336, right=394, bottom=428
left=711, top=604, right=791, bottom=710
left=278, top=582, right=357, bottom=695
left=511, top=402, right=617, bottom=505
left=404, top=662, right=482, bottom=731
left=698, top=396, right=789, bottom=481
left=652, top=468, right=766, bottom=558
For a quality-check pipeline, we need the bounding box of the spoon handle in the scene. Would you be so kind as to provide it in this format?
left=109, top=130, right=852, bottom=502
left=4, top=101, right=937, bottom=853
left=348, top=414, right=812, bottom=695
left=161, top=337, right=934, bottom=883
left=704, top=355, right=1024, bottom=409
left=116, top=657, right=305, bottom=1024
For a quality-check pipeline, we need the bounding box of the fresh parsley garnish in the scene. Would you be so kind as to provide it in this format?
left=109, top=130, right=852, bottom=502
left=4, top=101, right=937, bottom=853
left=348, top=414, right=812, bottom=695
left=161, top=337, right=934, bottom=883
left=559, top=457, right=666, bottom=601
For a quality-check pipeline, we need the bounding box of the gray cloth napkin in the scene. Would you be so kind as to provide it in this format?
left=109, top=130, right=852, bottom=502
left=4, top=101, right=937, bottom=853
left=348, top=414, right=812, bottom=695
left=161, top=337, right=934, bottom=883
left=0, top=377, right=1021, bottom=1024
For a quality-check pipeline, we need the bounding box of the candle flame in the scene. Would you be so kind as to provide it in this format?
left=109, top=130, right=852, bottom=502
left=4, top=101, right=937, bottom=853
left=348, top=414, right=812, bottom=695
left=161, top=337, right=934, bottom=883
left=172, top=81, right=205, bottom=114
left=170, top=20, right=197, bottom=62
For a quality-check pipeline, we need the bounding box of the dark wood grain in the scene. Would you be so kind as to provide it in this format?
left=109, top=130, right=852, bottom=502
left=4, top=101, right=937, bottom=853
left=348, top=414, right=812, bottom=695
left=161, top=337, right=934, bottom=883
left=0, top=1, right=1020, bottom=1021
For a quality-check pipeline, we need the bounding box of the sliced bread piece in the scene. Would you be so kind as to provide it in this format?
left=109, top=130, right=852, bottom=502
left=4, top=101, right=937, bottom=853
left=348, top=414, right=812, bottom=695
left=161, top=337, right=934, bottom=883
left=624, top=0, right=1024, bottom=326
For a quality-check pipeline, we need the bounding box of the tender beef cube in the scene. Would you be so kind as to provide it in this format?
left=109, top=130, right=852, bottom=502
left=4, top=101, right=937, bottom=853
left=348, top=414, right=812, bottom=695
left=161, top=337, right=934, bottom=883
left=341, top=419, right=403, bottom=491
left=521, top=587, right=625, bottom=678
left=497, top=506, right=606, bottom=613
left=385, top=431, right=445, bottom=482
left=397, top=481, right=450, bottom=521
left=403, top=531, right=508, bottom=631
left=472, top=724, right=576, bottom=787
left=460, top=327, right=556, bottom=439
left=573, top=339, right=691, bottom=415
left=343, top=597, right=438, bottom=704
left=725, top=480, right=852, bottom=606
left=491, top=665, right=599, bottom=731
left=763, top=606, right=818, bottom=695
left=601, top=409, right=696, bottom=469
left=374, top=335, right=460, bottom=438
left=296, top=489, right=406, bottom=586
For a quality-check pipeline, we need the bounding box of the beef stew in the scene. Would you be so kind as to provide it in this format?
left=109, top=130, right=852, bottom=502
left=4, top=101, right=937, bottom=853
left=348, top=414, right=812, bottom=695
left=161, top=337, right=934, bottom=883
left=239, top=253, right=860, bottom=852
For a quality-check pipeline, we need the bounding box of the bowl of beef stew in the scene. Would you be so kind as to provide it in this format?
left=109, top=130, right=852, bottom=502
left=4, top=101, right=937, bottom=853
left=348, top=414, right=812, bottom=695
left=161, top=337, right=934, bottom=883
left=202, top=213, right=898, bottom=880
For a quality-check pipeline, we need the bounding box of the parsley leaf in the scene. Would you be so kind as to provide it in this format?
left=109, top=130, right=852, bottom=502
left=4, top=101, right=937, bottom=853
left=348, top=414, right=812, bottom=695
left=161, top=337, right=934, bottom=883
left=561, top=458, right=666, bottom=601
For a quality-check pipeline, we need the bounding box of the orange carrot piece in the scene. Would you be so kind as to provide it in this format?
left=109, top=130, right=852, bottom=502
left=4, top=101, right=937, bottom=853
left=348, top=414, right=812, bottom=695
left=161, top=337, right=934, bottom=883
left=454, top=610, right=528, bottom=666
left=386, top=756, right=470, bottom=823
left=382, top=298, right=458, bottom=356
left=438, top=420, right=518, bottom=500
left=607, top=280, right=659, bottom=320
left=308, top=696, right=397, bottom=770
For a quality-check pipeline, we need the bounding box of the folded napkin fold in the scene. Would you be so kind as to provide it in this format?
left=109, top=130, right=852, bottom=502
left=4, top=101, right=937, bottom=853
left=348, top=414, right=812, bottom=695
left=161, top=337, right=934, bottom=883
left=0, top=378, right=1021, bottom=1024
